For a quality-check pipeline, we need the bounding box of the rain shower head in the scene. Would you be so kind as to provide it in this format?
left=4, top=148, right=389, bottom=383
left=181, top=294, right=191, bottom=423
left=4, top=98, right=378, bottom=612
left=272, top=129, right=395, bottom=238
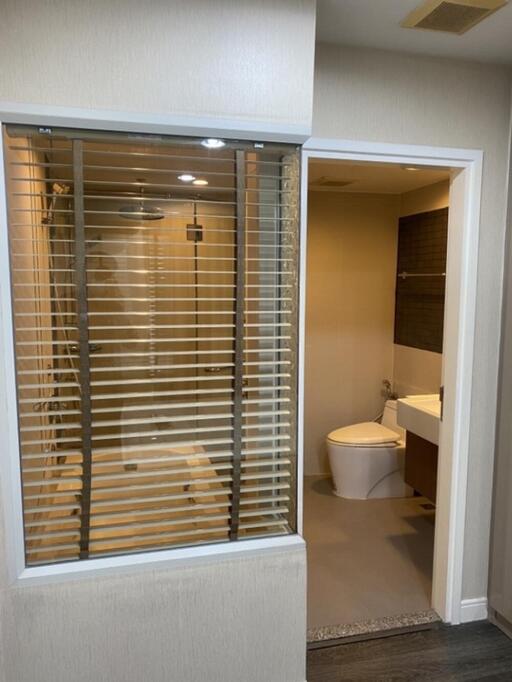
left=118, top=180, right=164, bottom=221
left=118, top=202, right=164, bottom=221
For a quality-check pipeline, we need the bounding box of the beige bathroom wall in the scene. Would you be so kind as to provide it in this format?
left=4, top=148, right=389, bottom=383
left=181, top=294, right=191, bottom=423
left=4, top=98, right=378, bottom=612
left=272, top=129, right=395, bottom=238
left=392, top=180, right=449, bottom=397
left=393, top=345, right=443, bottom=397
left=305, top=191, right=401, bottom=475
left=5, top=141, right=57, bottom=529
left=313, top=42, right=512, bottom=601
left=400, top=180, right=450, bottom=217
left=0, top=0, right=315, bottom=129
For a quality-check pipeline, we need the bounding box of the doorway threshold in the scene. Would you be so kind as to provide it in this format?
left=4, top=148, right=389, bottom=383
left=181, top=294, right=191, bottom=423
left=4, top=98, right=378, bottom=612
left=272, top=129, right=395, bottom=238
left=307, top=609, right=441, bottom=648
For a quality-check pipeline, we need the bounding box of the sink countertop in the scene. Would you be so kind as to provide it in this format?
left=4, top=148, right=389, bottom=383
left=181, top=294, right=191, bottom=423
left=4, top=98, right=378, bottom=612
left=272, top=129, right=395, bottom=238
left=397, top=394, right=441, bottom=445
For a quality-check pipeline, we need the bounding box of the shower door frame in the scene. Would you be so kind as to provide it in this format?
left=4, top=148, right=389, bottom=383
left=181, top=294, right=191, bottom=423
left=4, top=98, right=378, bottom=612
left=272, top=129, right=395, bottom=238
left=0, top=102, right=308, bottom=587
left=300, top=138, right=484, bottom=626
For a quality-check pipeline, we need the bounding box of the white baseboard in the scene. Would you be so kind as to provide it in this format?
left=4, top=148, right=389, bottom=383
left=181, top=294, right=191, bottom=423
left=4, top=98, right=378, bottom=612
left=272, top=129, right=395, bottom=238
left=460, top=597, right=488, bottom=623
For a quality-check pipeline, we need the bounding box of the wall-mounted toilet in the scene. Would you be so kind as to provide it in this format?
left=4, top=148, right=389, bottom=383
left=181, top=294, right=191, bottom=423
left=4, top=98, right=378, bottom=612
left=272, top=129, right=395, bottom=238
left=326, top=400, right=413, bottom=500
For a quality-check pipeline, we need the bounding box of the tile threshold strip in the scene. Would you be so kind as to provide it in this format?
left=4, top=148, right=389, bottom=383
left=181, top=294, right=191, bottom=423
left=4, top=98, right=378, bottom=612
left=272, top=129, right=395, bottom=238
left=307, top=609, right=441, bottom=647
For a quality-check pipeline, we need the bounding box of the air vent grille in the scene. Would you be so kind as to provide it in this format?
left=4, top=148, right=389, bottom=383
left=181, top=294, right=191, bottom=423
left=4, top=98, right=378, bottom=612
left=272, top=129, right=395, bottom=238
left=417, top=2, right=489, bottom=31
left=401, top=0, right=507, bottom=34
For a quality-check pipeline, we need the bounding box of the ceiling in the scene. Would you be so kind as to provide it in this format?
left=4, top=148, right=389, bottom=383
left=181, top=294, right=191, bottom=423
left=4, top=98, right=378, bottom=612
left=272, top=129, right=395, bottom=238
left=316, top=0, right=512, bottom=65
left=308, top=159, right=450, bottom=194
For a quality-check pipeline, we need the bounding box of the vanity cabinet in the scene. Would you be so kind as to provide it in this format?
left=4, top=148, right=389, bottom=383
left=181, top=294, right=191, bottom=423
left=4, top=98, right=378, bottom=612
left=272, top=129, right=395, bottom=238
left=404, top=431, right=438, bottom=503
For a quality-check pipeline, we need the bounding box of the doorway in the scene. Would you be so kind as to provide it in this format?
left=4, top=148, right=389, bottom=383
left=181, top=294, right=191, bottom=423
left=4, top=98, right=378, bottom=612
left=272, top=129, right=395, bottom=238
left=299, top=139, right=483, bottom=636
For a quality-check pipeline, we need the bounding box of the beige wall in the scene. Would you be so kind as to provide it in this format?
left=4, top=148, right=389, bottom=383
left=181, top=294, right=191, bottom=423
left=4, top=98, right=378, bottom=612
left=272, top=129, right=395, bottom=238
left=0, top=0, right=315, bottom=129
left=400, top=180, right=450, bottom=217
left=313, top=43, right=512, bottom=601
left=305, top=191, right=400, bottom=475
left=393, top=345, right=443, bottom=397
left=392, top=180, right=449, bottom=397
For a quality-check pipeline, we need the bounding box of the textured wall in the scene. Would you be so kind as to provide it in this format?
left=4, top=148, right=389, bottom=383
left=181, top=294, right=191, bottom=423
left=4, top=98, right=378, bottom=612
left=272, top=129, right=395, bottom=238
left=305, top=192, right=400, bottom=475
left=0, top=2, right=314, bottom=679
left=489, top=131, right=512, bottom=624
left=0, top=544, right=307, bottom=682
left=0, top=0, right=316, bottom=127
left=313, top=43, right=512, bottom=602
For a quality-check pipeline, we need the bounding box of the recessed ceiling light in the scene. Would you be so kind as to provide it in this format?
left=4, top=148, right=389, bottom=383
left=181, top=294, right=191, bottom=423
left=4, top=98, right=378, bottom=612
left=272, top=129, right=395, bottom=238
left=193, top=178, right=208, bottom=186
left=178, top=173, right=196, bottom=183
left=201, top=138, right=225, bottom=149
left=403, top=166, right=421, bottom=172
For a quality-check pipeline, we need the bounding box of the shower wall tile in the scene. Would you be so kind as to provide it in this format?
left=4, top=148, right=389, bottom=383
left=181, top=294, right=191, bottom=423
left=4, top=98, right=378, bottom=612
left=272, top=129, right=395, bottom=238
left=394, top=208, right=448, bottom=354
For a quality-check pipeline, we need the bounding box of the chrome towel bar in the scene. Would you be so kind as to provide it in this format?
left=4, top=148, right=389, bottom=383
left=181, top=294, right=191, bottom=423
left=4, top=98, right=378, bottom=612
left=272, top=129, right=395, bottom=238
left=398, top=272, right=446, bottom=280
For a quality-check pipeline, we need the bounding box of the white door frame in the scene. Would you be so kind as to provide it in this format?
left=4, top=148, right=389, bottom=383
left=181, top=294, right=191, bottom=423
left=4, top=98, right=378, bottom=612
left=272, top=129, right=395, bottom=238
left=299, top=137, right=484, bottom=625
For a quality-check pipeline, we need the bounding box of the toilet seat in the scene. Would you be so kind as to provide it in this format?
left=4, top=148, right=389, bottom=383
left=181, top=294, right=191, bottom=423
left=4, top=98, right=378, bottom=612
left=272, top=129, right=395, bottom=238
left=325, top=400, right=412, bottom=499
left=327, top=421, right=400, bottom=447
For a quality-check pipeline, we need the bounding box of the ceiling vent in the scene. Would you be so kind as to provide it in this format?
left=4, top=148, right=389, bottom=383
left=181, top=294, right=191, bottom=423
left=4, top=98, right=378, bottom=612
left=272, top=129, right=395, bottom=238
left=309, top=176, right=354, bottom=190
left=401, top=0, right=507, bottom=34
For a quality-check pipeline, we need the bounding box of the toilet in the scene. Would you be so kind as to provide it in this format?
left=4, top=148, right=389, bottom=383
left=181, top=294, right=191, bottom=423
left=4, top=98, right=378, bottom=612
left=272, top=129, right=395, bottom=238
left=326, top=400, right=413, bottom=500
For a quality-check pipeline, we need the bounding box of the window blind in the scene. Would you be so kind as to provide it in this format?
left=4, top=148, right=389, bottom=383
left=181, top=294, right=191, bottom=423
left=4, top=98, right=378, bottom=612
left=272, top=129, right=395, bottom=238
left=4, top=125, right=300, bottom=566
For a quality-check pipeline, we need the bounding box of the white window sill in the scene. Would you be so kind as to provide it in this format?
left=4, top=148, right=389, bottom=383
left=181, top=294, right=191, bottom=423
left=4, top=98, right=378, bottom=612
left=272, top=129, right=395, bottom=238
left=13, top=534, right=306, bottom=587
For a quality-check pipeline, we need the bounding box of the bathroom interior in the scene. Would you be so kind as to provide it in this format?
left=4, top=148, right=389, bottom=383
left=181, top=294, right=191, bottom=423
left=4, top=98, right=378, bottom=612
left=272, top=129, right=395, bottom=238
left=305, top=158, right=450, bottom=636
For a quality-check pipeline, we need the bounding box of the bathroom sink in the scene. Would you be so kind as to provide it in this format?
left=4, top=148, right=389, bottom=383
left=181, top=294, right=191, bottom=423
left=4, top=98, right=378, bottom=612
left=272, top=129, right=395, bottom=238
left=397, top=394, right=441, bottom=445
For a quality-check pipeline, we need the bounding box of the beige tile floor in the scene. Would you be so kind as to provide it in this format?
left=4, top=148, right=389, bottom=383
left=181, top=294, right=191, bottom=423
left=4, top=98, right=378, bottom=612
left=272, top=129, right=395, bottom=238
left=304, top=475, right=435, bottom=630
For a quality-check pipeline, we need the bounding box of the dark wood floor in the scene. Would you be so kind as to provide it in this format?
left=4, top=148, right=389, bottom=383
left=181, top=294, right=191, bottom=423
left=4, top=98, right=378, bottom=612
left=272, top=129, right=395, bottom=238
left=307, top=621, right=512, bottom=681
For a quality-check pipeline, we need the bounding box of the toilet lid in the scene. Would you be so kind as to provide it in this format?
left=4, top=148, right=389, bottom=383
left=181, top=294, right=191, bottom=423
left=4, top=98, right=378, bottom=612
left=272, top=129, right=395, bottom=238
left=327, top=422, right=400, bottom=446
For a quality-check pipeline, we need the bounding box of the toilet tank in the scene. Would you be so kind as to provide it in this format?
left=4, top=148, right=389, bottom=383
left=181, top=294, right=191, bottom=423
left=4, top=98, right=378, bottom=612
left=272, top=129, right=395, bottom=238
left=381, top=400, right=405, bottom=440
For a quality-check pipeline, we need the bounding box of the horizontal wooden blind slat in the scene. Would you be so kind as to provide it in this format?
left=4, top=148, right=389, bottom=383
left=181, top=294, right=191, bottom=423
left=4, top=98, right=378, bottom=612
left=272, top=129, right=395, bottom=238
left=5, top=123, right=299, bottom=566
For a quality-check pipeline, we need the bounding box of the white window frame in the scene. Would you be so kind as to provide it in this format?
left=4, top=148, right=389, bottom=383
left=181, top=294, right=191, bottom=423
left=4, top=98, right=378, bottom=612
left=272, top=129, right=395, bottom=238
left=300, top=138, right=484, bottom=625
left=0, top=102, right=307, bottom=587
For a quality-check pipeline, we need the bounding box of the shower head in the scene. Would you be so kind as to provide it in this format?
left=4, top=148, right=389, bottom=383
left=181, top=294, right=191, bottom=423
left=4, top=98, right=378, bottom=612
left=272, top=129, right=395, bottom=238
left=118, top=202, right=164, bottom=221
left=118, top=180, right=164, bottom=221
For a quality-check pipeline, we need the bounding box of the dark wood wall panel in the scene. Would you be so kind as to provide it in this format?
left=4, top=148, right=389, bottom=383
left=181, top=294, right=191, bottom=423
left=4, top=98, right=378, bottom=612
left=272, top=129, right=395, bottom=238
left=394, top=207, right=448, bottom=353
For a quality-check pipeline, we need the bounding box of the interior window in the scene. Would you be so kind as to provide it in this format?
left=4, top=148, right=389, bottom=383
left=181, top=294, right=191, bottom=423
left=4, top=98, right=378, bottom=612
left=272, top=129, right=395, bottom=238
left=4, top=125, right=300, bottom=565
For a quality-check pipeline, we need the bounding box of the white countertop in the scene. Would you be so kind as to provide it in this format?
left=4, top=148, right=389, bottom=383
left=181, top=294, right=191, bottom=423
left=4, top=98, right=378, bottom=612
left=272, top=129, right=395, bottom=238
left=397, top=394, right=441, bottom=445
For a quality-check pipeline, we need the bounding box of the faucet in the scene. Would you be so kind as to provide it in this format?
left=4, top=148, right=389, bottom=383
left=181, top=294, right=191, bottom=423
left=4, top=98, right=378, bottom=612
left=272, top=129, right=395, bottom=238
left=382, top=379, right=399, bottom=400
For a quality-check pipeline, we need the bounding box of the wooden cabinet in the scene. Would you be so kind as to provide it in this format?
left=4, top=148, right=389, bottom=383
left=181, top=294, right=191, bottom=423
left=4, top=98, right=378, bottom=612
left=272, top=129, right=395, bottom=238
left=404, top=431, right=438, bottom=503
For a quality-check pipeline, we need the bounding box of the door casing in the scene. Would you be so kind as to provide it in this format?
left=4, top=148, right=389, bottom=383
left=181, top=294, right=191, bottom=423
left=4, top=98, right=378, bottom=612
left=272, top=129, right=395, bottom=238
left=299, top=138, right=484, bottom=625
